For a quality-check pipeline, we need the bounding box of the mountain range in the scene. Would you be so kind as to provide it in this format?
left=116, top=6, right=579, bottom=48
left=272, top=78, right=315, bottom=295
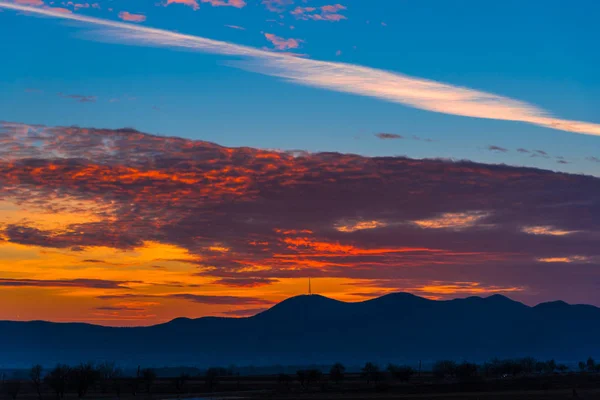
left=1, top=293, right=599, bottom=368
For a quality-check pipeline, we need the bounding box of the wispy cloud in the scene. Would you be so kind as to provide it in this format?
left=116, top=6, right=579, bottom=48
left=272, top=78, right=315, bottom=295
left=412, top=211, right=490, bottom=231
left=1, top=2, right=600, bottom=136
left=57, top=93, right=97, bottom=103
left=225, top=24, right=245, bottom=30
left=335, top=219, right=388, bottom=233
left=96, top=305, right=145, bottom=311
left=167, top=294, right=274, bottom=305
left=213, top=277, right=279, bottom=287
left=375, top=133, right=403, bottom=140
left=537, top=256, right=590, bottom=264
left=0, top=278, right=135, bottom=289
left=486, top=145, right=508, bottom=153
left=522, top=226, right=578, bottom=236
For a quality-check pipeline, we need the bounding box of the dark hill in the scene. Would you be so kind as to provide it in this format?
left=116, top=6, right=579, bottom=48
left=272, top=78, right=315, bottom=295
left=0, top=293, right=598, bottom=368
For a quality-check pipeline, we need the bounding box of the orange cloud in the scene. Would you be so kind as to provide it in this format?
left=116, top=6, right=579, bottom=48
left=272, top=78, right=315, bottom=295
left=522, top=226, right=578, bottom=236
left=412, top=212, right=490, bottom=230
left=537, top=256, right=589, bottom=263
left=1, top=121, right=600, bottom=324
left=118, top=11, right=146, bottom=22
left=209, top=245, right=230, bottom=253
left=335, top=220, right=387, bottom=233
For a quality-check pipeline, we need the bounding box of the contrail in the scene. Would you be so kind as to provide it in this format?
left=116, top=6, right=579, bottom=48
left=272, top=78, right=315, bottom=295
left=2, top=1, right=600, bottom=136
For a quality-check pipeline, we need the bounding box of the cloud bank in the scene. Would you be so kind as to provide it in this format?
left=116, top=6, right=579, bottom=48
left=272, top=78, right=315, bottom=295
left=1, top=121, right=600, bottom=310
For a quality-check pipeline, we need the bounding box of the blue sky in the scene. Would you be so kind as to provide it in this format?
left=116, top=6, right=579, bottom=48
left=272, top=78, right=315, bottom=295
left=1, top=0, right=599, bottom=175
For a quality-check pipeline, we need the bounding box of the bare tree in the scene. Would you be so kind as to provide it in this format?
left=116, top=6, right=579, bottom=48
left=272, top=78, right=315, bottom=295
left=587, top=357, right=596, bottom=372
left=296, top=370, right=307, bottom=389
left=433, top=360, right=457, bottom=379
left=72, top=363, right=99, bottom=399
left=172, top=373, right=189, bottom=398
left=556, top=364, right=568, bottom=373
left=129, top=366, right=142, bottom=397
left=45, top=365, right=70, bottom=400
left=29, top=365, right=43, bottom=400
left=361, top=362, right=381, bottom=385
left=141, top=369, right=156, bottom=395
left=329, top=363, right=346, bottom=385
left=455, top=362, right=479, bottom=382
left=307, top=369, right=322, bottom=388
left=387, top=364, right=414, bottom=382
left=205, top=368, right=220, bottom=392
left=100, top=362, right=123, bottom=398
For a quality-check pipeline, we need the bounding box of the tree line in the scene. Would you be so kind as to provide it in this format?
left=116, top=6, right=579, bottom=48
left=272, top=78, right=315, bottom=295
left=280, top=356, right=600, bottom=390
left=2, top=356, right=599, bottom=398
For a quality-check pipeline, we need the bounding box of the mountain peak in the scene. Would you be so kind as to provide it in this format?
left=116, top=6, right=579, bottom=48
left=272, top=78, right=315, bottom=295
left=534, top=300, right=570, bottom=309
left=485, top=293, right=522, bottom=303
left=1, top=292, right=599, bottom=367
left=257, top=294, right=345, bottom=316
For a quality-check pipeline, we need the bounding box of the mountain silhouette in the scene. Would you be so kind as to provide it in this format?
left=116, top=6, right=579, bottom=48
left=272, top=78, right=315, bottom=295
left=1, top=293, right=598, bottom=368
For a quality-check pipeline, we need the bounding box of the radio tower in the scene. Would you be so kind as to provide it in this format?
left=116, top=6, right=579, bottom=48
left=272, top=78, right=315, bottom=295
left=308, top=277, right=312, bottom=295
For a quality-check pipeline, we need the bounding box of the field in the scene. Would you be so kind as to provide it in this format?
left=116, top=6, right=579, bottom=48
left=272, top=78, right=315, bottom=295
left=3, top=371, right=600, bottom=400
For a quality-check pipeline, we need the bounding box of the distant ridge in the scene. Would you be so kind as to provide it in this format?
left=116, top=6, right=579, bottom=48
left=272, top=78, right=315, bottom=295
left=0, top=293, right=599, bottom=368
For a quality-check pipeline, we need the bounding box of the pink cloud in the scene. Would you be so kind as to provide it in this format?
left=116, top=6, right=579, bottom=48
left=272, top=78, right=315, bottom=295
left=225, top=24, right=246, bottom=30
left=65, top=2, right=101, bottom=10
left=46, top=6, right=72, bottom=13
left=13, top=0, right=43, bottom=5
left=118, top=11, right=146, bottom=22
left=264, top=32, right=302, bottom=51
left=201, top=0, right=246, bottom=7
left=164, top=0, right=199, bottom=10
left=262, top=0, right=293, bottom=13
left=291, top=4, right=346, bottom=21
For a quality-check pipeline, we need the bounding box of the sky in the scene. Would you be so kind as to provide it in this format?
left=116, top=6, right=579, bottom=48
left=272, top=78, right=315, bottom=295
left=0, top=0, right=599, bottom=325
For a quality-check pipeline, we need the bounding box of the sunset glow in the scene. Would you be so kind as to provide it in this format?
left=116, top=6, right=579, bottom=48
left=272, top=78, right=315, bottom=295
left=0, top=121, right=598, bottom=325
left=1, top=0, right=599, bottom=327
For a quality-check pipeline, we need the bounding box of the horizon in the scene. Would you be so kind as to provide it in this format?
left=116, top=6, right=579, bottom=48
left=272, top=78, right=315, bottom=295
left=1, top=0, right=599, bottom=327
